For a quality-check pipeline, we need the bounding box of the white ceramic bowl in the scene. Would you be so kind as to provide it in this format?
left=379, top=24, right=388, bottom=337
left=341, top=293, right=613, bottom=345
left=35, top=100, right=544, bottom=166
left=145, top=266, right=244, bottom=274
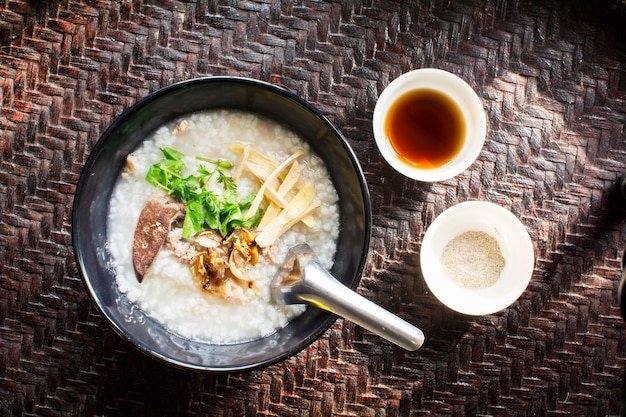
left=373, top=68, right=487, bottom=182
left=420, top=201, right=534, bottom=315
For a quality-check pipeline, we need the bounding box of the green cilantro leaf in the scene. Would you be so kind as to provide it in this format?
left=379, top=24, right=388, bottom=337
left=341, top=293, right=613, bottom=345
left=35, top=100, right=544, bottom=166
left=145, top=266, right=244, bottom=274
left=145, top=147, right=263, bottom=238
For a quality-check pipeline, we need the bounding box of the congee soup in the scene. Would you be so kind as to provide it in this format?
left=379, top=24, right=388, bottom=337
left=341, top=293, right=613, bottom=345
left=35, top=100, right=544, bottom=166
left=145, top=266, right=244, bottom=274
left=107, top=110, right=340, bottom=344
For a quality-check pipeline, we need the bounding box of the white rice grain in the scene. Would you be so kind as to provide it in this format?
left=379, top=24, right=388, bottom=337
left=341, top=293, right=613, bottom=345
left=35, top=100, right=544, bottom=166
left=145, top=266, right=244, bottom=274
left=107, top=110, right=340, bottom=344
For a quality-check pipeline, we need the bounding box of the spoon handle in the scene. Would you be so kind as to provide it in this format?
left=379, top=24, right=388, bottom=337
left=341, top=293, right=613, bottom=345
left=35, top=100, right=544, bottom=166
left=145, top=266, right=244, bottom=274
left=273, top=245, right=424, bottom=351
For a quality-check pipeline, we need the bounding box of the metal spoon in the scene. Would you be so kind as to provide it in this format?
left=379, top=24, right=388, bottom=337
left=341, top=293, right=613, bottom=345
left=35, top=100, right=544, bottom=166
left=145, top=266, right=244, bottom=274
left=271, top=244, right=425, bottom=351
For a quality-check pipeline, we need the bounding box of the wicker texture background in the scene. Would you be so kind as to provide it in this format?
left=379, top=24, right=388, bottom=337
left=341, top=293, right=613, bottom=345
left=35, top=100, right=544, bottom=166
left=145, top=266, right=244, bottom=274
left=2, top=0, right=626, bottom=415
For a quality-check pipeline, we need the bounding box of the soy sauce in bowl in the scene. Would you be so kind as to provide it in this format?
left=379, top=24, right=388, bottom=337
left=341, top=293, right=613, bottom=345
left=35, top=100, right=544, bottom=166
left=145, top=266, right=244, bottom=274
left=385, top=88, right=466, bottom=170
left=373, top=68, right=487, bottom=182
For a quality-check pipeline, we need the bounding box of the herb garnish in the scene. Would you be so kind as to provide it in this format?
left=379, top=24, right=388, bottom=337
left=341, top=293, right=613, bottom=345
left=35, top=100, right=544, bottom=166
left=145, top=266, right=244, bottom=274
left=146, top=147, right=263, bottom=238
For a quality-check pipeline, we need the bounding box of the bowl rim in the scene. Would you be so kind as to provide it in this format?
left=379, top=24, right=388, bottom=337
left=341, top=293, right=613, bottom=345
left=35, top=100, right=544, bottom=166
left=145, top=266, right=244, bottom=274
left=71, top=76, right=372, bottom=372
left=420, top=200, right=534, bottom=315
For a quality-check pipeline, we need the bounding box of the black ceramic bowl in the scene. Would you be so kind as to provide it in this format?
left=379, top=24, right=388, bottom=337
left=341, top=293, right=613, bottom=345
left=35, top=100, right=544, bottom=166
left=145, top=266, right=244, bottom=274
left=72, top=77, right=371, bottom=372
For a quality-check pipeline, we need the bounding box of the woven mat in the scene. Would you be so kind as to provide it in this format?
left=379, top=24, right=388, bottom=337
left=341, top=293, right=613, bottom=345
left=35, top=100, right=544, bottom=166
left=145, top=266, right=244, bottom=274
left=2, top=0, right=626, bottom=415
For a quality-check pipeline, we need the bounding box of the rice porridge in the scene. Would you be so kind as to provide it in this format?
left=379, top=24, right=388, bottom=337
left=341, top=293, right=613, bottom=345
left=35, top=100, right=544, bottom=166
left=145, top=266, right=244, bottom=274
left=107, top=110, right=340, bottom=344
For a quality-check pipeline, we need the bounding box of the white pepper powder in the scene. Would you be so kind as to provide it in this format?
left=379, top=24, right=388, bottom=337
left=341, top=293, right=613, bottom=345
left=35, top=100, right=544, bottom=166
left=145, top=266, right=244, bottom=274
left=440, top=230, right=505, bottom=290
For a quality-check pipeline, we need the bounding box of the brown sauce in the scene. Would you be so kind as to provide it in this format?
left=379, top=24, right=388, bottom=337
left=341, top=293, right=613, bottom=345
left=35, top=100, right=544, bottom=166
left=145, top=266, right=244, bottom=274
left=384, top=88, right=466, bottom=169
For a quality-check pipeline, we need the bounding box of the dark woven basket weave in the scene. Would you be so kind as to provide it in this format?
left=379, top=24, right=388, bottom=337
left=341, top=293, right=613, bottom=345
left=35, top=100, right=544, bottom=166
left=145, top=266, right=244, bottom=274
left=1, top=0, right=626, bottom=415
